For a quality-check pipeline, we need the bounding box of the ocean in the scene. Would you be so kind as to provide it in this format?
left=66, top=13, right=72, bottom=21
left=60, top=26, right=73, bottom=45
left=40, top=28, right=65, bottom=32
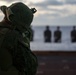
left=30, top=26, right=76, bottom=51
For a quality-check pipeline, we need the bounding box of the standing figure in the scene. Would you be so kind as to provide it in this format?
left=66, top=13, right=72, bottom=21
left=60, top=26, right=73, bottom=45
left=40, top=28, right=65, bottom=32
left=54, top=26, right=62, bottom=43
left=0, top=2, right=38, bottom=75
left=71, top=26, right=76, bottom=42
left=44, top=26, right=51, bottom=42
left=30, top=26, right=34, bottom=41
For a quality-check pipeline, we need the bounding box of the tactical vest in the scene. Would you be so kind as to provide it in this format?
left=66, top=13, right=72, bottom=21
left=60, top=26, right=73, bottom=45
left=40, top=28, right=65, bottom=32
left=0, top=27, right=19, bottom=75
left=0, top=26, right=38, bottom=75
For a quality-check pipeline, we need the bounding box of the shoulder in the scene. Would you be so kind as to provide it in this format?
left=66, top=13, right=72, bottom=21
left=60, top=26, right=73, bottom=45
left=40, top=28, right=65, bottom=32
left=1, top=29, right=21, bottom=48
left=6, top=29, right=20, bottom=37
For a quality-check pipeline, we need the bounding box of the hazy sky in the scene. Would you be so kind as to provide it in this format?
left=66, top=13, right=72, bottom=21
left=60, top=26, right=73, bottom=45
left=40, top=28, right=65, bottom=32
left=0, top=0, right=76, bottom=26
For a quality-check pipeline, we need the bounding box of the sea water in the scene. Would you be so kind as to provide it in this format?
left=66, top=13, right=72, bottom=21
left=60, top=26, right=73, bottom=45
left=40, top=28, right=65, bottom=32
left=30, top=26, right=76, bottom=51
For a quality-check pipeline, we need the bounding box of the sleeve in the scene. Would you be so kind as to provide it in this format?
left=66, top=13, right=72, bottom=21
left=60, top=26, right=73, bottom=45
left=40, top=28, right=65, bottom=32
left=0, top=48, right=19, bottom=75
left=0, top=30, right=18, bottom=71
left=2, top=30, right=18, bottom=51
left=2, top=30, right=26, bottom=72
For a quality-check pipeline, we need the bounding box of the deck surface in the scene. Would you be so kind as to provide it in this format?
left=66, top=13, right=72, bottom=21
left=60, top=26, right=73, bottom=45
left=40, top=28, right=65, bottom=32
left=33, top=51, right=76, bottom=75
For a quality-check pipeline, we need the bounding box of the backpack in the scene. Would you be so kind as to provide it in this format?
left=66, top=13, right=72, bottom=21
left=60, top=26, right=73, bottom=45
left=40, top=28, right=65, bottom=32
left=0, top=26, right=38, bottom=75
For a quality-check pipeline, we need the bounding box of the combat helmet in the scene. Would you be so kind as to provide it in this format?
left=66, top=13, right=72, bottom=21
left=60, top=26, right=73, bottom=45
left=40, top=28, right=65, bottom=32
left=0, top=2, right=37, bottom=31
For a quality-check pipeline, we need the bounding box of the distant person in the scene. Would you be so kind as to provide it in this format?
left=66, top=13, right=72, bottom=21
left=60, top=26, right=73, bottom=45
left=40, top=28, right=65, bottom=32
left=54, top=26, right=62, bottom=43
left=71, top=26, right=76, bottom=42
left=30, top=26, right=34, bottom=41
left=44, top=26, right=51, bottom=42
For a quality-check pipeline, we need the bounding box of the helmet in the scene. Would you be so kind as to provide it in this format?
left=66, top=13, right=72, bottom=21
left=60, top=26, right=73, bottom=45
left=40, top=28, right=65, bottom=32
left=0, top=2, right=37, bottom=30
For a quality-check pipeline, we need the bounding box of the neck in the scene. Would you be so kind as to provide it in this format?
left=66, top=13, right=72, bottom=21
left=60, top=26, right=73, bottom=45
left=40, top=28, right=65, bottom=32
left=2, top=17, right=11, bottom=25
left=0, top=17, right=13, bottom=29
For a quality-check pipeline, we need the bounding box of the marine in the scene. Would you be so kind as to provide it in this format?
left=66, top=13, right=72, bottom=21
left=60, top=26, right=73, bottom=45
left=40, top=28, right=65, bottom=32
left=0, top=2, right=38, bottom=75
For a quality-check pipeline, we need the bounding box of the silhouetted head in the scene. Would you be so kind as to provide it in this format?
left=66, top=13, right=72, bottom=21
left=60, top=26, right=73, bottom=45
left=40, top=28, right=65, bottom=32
left=73, top=26, right=76, bottom=30
left=46, top=26, right=50, bottom=30
left=0, top=2, right=37, bottom=32
left=57, top=26, right=60, bottom=30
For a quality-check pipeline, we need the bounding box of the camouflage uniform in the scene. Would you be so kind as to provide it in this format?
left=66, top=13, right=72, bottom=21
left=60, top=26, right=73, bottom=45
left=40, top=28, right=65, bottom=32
left=0, top=2, right=37, bottom=75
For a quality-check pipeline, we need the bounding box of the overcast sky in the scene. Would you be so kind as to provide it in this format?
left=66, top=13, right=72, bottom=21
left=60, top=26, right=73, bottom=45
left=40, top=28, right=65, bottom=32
left=0, top=0, right=76, bottom=26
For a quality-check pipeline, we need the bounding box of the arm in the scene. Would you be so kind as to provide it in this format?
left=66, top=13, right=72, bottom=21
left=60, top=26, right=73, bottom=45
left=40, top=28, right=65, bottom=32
left=0, top=30, right=19, bottom=75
